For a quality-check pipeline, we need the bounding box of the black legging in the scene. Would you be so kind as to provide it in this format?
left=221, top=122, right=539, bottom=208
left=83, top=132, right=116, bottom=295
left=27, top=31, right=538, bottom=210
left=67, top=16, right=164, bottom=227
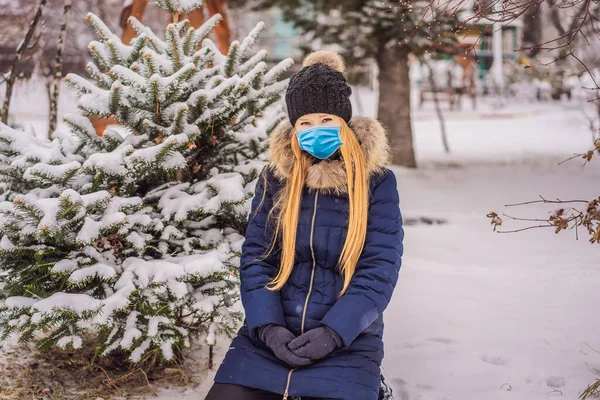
left=206, top=383, right=340, bottom=400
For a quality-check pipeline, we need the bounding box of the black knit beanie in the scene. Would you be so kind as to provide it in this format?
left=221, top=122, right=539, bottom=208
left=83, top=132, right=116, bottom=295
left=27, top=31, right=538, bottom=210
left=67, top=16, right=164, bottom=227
left=285, top=51, right=352, bottom=126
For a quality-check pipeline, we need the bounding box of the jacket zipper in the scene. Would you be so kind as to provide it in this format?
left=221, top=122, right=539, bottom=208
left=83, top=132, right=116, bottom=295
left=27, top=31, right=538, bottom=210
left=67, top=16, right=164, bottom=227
left=282, top=368, right=294, bottom=400
left=283, top=191, right=319, bottom=399
left=301, top=190, right=319, bottom=334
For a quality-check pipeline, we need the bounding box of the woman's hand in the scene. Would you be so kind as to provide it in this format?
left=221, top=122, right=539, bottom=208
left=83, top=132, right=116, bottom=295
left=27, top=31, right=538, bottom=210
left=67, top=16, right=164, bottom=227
left=259, top=324, right=312, bottom=367
left=288, top=326, right=342, bottom=361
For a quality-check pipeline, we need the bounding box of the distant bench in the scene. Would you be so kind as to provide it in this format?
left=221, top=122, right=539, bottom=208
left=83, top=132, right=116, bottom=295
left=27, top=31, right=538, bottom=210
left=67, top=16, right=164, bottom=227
left=419, top=87, right=477, bottom=110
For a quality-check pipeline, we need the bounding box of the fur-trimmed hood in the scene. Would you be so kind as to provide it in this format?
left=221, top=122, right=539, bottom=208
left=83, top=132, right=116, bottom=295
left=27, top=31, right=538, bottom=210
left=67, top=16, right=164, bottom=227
left=268, top=116, right=390, bottom=193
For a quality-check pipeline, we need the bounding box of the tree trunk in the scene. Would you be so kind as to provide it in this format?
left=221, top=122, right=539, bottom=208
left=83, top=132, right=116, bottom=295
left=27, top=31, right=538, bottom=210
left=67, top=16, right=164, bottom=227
left=522, top=5, right=542, bottom=58
left=424, top=59, right=450, bottom=153
left=48, top=0, right=72, bottom=139
left=1, top=0, right=47, bottom=124
left=376, top=44, right=416, bottom=168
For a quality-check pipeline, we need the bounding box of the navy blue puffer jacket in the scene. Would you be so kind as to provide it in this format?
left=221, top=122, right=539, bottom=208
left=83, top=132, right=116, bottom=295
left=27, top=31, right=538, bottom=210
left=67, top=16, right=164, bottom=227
left=214, top=117, right=404, bottom=400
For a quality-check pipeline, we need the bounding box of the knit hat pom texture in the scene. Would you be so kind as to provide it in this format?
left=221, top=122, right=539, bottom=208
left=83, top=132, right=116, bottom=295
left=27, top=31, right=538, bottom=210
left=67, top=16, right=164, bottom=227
left=302, top=51, right=346, bottom=73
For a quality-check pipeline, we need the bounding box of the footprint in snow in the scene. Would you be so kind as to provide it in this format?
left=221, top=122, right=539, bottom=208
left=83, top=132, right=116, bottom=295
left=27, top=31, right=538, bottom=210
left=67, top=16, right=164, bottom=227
left=390, top=378, right=410, bottom=400
left=480, top=354, right=508, bottom=366
left=416, top=383, right=434, bottom=390
left=428, top=337, right=458, bottom=345
left=393, top=378, right=408, bottom=386
left=546, top=376, right=565, bottom=389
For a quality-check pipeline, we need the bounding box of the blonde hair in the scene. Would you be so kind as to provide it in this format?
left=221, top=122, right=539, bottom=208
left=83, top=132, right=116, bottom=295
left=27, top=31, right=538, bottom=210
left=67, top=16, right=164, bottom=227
left=266, top=121, right=368, bottom=295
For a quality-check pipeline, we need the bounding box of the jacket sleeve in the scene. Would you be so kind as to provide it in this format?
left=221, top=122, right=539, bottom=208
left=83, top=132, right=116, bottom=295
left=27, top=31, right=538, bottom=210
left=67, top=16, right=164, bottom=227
left=240, top=168, right=286, bottom=339
left=320, top=169, right=404, bottom=348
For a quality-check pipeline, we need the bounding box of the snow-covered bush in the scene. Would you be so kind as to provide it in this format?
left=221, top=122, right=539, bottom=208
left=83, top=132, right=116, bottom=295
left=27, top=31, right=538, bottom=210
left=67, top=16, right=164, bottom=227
left=0, top=0, right=292, bottom=364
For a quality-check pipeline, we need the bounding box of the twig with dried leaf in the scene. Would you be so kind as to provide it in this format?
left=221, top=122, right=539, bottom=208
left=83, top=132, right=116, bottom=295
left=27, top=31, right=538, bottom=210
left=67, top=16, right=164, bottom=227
left=487, top=140, right=600, bottom=243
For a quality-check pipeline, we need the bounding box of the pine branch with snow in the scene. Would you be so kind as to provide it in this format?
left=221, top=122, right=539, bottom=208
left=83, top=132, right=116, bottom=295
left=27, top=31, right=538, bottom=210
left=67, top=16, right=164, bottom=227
left=0, top=9, right=292, bottom=365
left=151, top=0, right=204, bottom=14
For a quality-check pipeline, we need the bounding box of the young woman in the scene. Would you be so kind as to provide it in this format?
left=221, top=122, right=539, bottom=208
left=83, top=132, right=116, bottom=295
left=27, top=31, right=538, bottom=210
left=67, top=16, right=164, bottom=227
left=206, top=51, right=404, bottom=400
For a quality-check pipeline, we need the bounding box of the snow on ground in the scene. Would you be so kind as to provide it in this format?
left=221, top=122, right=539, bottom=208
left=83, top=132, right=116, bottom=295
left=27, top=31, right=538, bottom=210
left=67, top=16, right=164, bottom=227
left=1, top=88, right=599, bottom=400
left=387, top=162, right=600, bottom=400
left=385, top=96, right=600, bottom=400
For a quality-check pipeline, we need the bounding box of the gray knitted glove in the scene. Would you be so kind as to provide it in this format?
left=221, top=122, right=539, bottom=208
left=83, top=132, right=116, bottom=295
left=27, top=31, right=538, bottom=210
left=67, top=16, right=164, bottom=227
left=259, top=324, right=311, bottom=367
left=288, top=326, right=342, bottom=361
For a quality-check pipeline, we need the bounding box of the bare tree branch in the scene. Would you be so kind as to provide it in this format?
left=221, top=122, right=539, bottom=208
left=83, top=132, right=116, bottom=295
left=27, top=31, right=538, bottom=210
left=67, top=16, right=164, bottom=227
left=547, top=0, right=567, bottom=36
left=423, top=58, right=451, bottom=153
left=505, top=196, right=589, bottom=207
left=48, top=0, right=73, bottom=138
left=1, top=0, right=47, bottom=124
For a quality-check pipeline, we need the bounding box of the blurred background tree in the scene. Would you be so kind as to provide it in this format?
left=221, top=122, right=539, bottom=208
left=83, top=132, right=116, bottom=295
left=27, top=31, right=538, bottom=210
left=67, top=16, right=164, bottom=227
left=236, top=0, right=461, bottom=168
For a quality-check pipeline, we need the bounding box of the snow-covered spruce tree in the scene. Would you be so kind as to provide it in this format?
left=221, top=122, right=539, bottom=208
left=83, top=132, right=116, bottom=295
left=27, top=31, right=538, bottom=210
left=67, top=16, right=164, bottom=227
left=0, top=0, right=293, bottom=364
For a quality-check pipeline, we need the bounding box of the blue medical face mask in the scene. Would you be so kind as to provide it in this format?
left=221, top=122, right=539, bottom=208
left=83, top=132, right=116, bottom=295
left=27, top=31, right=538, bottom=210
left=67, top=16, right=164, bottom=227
left=295, top=125, right=343, bottom=160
